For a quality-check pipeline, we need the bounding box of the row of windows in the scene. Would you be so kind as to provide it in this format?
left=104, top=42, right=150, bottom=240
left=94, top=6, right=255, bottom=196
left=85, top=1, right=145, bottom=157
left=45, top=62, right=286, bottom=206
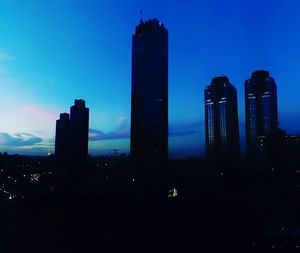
left=249, top=97, right=257, bottom=142
left=219, top=102, right=227, bottom=145
left=207, top=103, right=215, bottom=147
left=262, top=95, right=271, bottom=134
left=206, top=101, right=228, bottom=147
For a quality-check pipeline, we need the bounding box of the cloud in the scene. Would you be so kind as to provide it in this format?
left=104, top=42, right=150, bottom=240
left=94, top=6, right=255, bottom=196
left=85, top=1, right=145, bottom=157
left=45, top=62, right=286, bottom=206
left=89, top=129, right=129, bottom=141
left=117, top=116, right=127, bottom=130
left=89, top=116, right=129, bottom=141
left=19, top=105, right=57, bottom=121
left=32, top=137, right=55, bottom=148
left=89, top=118, right=204, bottom=141
left=0, top=132, right=43, bottom=147
left=0, top=53, right=13, bottom=61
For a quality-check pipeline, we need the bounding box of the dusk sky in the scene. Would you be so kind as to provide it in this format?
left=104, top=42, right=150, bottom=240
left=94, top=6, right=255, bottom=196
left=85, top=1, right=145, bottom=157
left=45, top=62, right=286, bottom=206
left=1, top=0, right=300, bottom=158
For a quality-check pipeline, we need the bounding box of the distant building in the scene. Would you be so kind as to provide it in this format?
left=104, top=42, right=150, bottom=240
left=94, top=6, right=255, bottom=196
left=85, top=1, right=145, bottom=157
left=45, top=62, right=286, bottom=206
left=286, top=134, right=300, bottom=146
left=257, top=132, right=300, bottom=174
left=245, top=70, right=278, bottom=157
left=130, top=18, right=168, bottom=161
left=205, top=76, right=240, bottom=163
left=55, top=113, right=70, bottom=169
left=69, top=99, right=89, bottom=170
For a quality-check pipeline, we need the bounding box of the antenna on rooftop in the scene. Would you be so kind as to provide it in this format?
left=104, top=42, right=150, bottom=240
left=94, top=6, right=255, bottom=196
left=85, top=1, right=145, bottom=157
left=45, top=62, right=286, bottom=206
left=140, top=9, right=143, bottom=23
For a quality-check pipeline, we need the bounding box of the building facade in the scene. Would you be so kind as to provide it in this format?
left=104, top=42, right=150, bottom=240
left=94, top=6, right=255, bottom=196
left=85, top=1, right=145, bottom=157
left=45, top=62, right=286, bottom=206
left=205, top=76, right=240, bottom=163
left=130, top=19, right=168, bottom=161
left=245, top=70, right=278, bottom=157
left=69, top=99, right=89, bottom=170
left=55, top=113, right=70, bottom=169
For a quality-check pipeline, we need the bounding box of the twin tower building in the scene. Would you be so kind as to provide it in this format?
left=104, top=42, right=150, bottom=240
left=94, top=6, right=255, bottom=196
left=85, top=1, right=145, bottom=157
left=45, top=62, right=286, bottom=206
left=205, top=71, right=278, bottom=163
left=55, top=18, right=278, bottom=166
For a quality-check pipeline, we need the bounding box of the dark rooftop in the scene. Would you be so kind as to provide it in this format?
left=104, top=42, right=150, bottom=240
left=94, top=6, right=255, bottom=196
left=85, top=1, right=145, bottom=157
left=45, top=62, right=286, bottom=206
left=211, top=76, right=230, bottom=86
left=251, top=70, right=270, bottom=79
left=74, top=99, right=86, bottom=107
left=59, top=113, right=69, bottom=120
left=135, top=18, right=167, bottom=35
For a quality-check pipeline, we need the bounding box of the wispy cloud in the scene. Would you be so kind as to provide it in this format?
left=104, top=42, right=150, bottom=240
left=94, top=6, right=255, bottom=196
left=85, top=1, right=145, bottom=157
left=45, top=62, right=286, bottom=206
left=89, top=118, right=204, bottom=141
left=89, top=116, right=129, bottom=141
left=117, top=116, right=127, bottom=130
left=0, top=132, right=43, bottom=147
left=19, top=105, right=57, bottom=121
left=89, top=128, right=129, bottom=141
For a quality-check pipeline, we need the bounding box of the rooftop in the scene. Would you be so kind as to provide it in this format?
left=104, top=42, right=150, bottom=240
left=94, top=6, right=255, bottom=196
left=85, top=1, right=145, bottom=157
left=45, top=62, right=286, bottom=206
left=251, top=70, right=270, bottom=80
left=211, top=76, right=229, bottom=85
left=135, top=18, right=167, bottom=35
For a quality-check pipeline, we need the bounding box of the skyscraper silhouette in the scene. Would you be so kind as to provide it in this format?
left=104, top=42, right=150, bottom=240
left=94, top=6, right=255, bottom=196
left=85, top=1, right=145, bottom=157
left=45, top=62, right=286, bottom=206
left=69, top=99, right=89, bottom=170
left=245, top=70, right=278, bottom=157
left=205, top=76, right=240, bottom=163
left=55, top=113, right=70, bottom=170
left=130, top=19, right=168, bottom=161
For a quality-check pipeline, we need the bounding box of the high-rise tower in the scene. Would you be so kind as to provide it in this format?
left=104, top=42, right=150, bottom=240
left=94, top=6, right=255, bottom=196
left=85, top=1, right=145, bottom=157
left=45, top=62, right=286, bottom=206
left=205, top=76, right=240, bottom=162
left=130, top=19, right=168, bottom=161
left=69, top=99, right=89, bottom=170
left=245, top=70, right=278, bottom=157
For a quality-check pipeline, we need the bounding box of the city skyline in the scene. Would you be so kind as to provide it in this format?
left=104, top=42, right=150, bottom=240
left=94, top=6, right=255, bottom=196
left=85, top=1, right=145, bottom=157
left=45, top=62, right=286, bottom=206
left=1, top=1, right=300, bottom=157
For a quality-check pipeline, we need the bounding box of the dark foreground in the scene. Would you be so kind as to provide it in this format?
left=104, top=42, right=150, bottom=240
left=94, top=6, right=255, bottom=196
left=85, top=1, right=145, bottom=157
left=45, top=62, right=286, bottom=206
left=1, top=158, right=300, bottom=252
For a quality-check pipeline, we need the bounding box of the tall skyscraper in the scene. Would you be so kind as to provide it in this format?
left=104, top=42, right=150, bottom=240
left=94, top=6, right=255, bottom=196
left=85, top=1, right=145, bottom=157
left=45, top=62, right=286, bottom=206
left=205, top=76, right=240, bottom=162
left=69, top=99, right=89, bottom=170
left=130, top=18, right=168, bottom=161
left=245, top=70, right=278, bottom=157
left=55, top=113, right=70, bottom=169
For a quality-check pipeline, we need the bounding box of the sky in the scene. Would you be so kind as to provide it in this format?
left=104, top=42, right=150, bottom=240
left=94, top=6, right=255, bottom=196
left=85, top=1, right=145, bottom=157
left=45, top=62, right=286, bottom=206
left=1, top=0, right=300, bottom=158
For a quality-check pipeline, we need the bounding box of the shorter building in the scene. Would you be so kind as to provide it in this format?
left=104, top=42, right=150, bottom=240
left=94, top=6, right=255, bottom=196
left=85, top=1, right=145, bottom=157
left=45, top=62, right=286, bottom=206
left=205, top=76, right=240, bottom=165
left=55, top=113, right=70, bottom=170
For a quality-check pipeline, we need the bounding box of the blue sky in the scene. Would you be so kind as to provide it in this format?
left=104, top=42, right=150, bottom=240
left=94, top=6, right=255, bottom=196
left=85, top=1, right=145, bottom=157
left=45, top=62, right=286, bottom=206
left=1, top=0, right=300, bottom=158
